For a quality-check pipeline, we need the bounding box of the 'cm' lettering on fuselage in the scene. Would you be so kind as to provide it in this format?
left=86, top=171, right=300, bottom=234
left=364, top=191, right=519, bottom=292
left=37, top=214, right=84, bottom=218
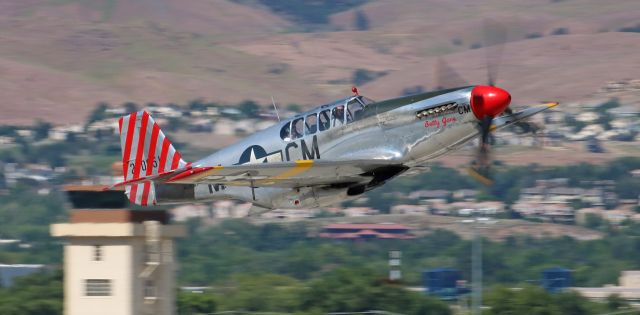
left=285, top=135, right=320, bottom=161
left=458, top=104, right=471, bottom=115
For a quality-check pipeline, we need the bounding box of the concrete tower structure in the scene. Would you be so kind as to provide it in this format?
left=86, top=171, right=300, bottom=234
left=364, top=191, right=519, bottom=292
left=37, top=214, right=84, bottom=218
left=51, top=209, right=186, bottom=315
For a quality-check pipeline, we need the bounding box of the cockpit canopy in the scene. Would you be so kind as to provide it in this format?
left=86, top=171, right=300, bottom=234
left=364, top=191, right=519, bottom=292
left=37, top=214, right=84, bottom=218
left=280, top=95, right=375, bottom=141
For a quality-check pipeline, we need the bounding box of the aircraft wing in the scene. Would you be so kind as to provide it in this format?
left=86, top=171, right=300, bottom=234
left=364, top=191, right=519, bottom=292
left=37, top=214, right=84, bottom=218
left=492, top=102, right=558, bottom=130
left=163, top=159, right=400, bottom=188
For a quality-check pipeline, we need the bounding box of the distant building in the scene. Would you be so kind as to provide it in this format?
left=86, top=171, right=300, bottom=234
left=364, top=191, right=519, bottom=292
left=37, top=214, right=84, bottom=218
left=512, top=202, right=574, bottom=223
left=170, top=204, right=211, bottom=222
left=542, top=267, right=572, bottom=293
left=575, top=207, right=606, bottom=225
left=0, top=264, right=45, bottom=287
left=576, top=207, right=638, bottom=225
left=319, top=223, right=415, bottom=240
left=453, top=189, right=478, bottom=201
left=429, top=201, right=505, bottom=217
left=341, top=207, right=378, bottom=217
left=423, top=268, right=468, bottom=299
left=261, top=208, right=318, bottom=220
left=187, top=119, right=213, bottom=133
left=409, top=190, right=450, bottom=200
left=574, top=270, right=640, bottom=301
left=211, top=200, right=251, bottom=218
left=390, top=204, right=427, bottom=215
left=515, top=178, right=618, bottom=217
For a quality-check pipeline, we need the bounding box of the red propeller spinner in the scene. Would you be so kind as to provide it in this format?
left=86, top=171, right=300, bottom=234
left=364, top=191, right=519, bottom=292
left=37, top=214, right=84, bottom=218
left=470, top=85, right=511, bottom=120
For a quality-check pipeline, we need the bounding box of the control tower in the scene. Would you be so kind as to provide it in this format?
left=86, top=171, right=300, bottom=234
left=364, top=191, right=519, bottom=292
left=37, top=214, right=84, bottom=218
left=51, top=209, right=186, bottom=315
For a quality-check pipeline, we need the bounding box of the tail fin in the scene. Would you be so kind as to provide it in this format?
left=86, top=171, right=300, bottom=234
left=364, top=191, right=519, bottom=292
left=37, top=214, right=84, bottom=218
left=118, top=111, right=187, bottom=206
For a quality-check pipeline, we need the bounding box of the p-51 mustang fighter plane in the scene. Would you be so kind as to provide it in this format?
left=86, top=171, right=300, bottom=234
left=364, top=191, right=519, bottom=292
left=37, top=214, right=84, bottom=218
left=111, top=84, right=557, bottom=211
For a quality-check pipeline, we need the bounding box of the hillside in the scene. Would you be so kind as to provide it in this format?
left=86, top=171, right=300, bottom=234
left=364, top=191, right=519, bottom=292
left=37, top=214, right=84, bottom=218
left=0, top=0, right=639, bottom=124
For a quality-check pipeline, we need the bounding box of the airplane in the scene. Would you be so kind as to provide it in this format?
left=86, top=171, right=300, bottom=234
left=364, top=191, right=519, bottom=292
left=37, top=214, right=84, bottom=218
left=110, top=84, right=558, bottom=212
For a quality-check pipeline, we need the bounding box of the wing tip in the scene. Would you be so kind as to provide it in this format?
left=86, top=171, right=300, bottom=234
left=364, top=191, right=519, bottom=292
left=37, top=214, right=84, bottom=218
left=545, top=102, right=559, bottom=108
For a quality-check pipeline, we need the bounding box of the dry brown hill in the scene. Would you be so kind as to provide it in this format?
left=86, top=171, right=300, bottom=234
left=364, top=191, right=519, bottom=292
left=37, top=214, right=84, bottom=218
left=0, top=0, right=639, bottom=124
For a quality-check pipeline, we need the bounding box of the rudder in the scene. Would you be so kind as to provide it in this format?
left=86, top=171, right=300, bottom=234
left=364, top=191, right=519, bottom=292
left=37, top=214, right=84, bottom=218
left=118, top=111, right=187, bottom=205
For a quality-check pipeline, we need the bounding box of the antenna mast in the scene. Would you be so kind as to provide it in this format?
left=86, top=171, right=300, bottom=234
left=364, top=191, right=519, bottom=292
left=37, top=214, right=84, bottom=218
left=271, top=96, right=280, bottom=122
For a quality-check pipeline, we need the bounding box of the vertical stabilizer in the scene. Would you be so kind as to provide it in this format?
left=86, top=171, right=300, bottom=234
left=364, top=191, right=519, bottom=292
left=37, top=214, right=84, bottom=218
left=118, top=111, right=187, bottom=205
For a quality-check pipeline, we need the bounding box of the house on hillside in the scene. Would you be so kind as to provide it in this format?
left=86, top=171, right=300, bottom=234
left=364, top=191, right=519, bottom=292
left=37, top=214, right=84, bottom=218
left=342, top=207, right=379, bottom=217
left=453, top=189, right=478, bottom=201
left=390, top=204, right=427, bottom=215
left=318, top=223, right=415, bottom=240
left=512, top=201, right=574, bottom=223
left=261, top=208, right=318, bottom=220
left=409, top=190, right=450, bottom=200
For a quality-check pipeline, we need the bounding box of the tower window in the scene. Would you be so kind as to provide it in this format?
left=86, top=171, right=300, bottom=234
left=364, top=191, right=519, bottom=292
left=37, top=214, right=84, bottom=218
left=93, top=245, right=102, bottom=261
left=144, top=280, right=156, bottom=298
left=85, top=279, right=111, bottom=296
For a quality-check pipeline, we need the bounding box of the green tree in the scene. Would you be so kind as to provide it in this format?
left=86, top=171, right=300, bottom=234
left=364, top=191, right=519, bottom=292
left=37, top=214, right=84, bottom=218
left=178, top=291, right=216, bottom=315
left=0, top=270, right=62, bottom=315
left=238, top=100, right=260, bottom=118
left=33, top=120, right=52, bottom=141
left=188, top=99, right=208, bottom=111
left=87, top=102, right=109, bottom=125
left=584, top=213, right=604, bottom=229
left=286, top=104, right=302, bottom=113
left=217, top=274, right=301, bottom=312
left=123, top=102, right=138, bottom=113
left=606, top=294, right=628, bottom=311
left=300, top=267, right=450, bottom=314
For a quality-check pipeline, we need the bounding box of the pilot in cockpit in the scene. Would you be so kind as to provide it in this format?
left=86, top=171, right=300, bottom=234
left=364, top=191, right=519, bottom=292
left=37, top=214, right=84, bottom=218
left=332, top=105, right=345, bottom=127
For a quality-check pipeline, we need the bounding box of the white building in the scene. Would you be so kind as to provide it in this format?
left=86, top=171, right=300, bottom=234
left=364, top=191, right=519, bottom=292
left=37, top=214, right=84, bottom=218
left=51, top=210, right=186, bottom=315
left=574, top=271, right=640, bottom=302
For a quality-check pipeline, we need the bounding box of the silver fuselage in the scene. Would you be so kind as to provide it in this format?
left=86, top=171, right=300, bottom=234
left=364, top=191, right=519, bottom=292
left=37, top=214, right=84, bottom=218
left=158, top=87, right=480, bottom=209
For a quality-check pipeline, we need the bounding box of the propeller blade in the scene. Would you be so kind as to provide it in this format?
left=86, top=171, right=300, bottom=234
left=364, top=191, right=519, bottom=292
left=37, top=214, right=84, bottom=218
left=483, top=19, right=507, bottom=86
left=480, top=116, right=493, bottom=146
left=468, top=115, right=494, bottom=186
left=435, top=57, right=469, bottom=90
left=467, top=167, right=494, bottom=186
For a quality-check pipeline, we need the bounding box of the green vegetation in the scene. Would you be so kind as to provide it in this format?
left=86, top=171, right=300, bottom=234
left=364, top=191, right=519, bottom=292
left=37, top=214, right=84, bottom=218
left=0, top=155, right=639, bottom=311
left=177, top=219, right=640, bottom=289
left=618, top=23, right=640, bottom=33
left=4, top=217, right=640, bottom=313
left=360, top=157, right=640, bottom=212
left=352, top=68, right=388, bottom=86
left=0, top=185, right=64, bottom=264
left=178, top=291, right=217, bottom=315
left=0, top=271, right=62, bottom=315
left=180, top=268, right=450, bottom=314
left=238, top=100, right=261, bottom=118
left=485, top=285, right=636, bottom=315
left=236, top=0, right=369, bottom=25
left=33, top=120, right=52, bottom=141
left=86, top=102, right=110, bottom=126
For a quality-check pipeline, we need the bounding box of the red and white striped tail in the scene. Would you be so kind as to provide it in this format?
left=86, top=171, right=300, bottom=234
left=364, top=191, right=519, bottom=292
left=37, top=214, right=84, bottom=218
left=118, top=111, right=187, bottom=206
